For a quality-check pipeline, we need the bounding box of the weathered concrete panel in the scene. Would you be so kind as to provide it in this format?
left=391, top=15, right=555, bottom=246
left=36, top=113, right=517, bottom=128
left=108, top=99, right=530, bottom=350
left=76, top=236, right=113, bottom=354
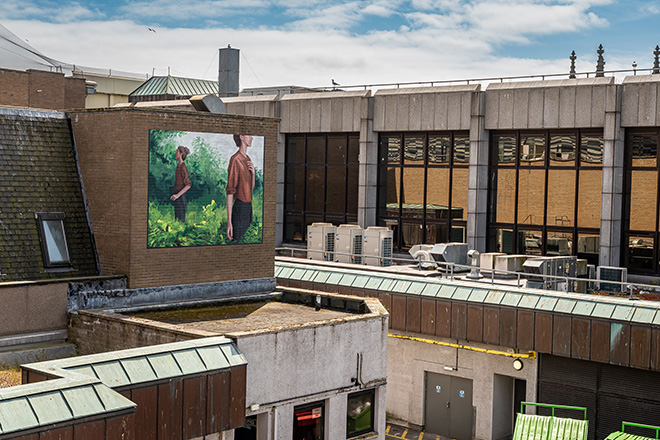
left=513, top=89, right=529, bottom=129
left=310, top=98, right=322, bottom=132
left=299, top=99, right=311, bottom=132
left=434, top=92, right=449, bottom=130
left=498, top=91, right=514, bottom=129
left=638, top=82, right=658, bottom=126
left=543, top=87, right=560, bottom=128
left=460, top=92, right=472, bottom=130
left=484, top=90, right=499, bottom=130
left=421, top=93, right=435, bottom=130
left=409, top=94, right=422, bottom=131
left=289, top=100, right=301, bottom=133
left=331, top=99, right=343, bottom=132
left=320, top=98, right=332, bottom=132
left=575, top=87, right=592, bottom=128
left=396, top=94, right=410, bottom=131
left=447, top=93, right=462, bottom=129
left=373, top=94, right=386, bottom=131
left=559, top=86, right=576, bottom=128
left=342, top=97, right=355, bottom=131
left=384, top=95, right=398, bottom=130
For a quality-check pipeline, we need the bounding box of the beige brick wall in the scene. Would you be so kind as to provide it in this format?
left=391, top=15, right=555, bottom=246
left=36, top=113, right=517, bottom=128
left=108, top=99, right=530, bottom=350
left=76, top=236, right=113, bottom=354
left=0, top=68, right=86, bottom=110
left=0, top=69, right=29, bottom=106
left=0, top=283, right=68, bottom=336
left=71, top=108, right=278, bottom=288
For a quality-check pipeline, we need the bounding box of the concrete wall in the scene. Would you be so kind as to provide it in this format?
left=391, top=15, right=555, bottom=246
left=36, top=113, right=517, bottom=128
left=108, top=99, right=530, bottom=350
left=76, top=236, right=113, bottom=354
left=387, top=333, right=538, bottom=440
left=0, top=282, right=68, bottom=336
left=70, top=108, right=278, bottom=288
left=232, top=302, right=388, bottom=440
left=621, top=75, right=660, bottom=127
left=280, top=91, right=369, bottom=134
left=374, top=85, right=478, bottom=132
left=484, top=78, right=613, bottom=130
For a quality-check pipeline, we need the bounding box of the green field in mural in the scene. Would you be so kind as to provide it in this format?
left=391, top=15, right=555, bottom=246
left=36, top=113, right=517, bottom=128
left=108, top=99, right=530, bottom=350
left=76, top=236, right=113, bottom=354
left=148, top=129, right=264, bottom=248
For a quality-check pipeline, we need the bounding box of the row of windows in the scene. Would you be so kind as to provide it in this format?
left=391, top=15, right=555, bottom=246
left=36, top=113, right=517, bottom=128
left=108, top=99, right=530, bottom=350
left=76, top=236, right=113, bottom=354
left=282, top=130, right=660, bottom=275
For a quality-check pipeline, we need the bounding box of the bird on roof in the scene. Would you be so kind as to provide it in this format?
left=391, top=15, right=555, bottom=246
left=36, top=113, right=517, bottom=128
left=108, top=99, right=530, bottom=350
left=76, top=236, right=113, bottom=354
left=331, top=79, right=339, bottom=87
left=148, top=27, right=156, bottom=33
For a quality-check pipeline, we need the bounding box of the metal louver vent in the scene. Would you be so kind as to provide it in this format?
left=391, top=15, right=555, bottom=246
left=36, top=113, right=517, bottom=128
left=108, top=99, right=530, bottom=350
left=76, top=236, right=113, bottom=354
left=382, top=237, right=392, bottom=267
left=353, top=235, right=362, bottom=264
left=325, top=232, right=335, bottom=261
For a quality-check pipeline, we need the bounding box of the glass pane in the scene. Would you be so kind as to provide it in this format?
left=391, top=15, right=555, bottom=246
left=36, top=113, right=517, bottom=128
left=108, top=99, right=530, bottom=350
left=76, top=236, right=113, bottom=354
left=428, top=136, right=450, bottom=164
left=287, top=135, right=305, bottom=164
left=384, top=167, right=401, bottom=216
left=494, top=135, right=516, bottom=165
left=546, top=170, right=575, bottom=227
left=327, top=135, right=347, bottom=164
left=285, top=166, right=305, bottom=211
left=347, top=392, right=373, bottom=436
left=517, top=169, right=545, bottom=225
left=306, top=166, right=325, bottom=212
left=383, top=136, right=401, bottom=164
left=577, top=233, right=600, bottom=266
left=629, top=170, right=657, bottom=231
left=293, top=404, right=323, bottom=440
left=326, top=166, right=346, bottom=213
left=427, top=167, right=450, bottom=218
left=307, top=136, right=325, bottom=164
left=348, top=135, right=359, bottom=164
left=549, top=135, right=576, bottom=166
left=401, top=222, right=423, bottom=249
left=495, top=168, right=516, bottom=224
left=402, top=167, right=425, bottom=219
left=577, top=169, right=602, bottom=229
left=520, top=230, right=543, bottom=255
left=488, top=228, right=514, bottom=253
left=451, top=168, right=469, bottom=221
left=625, top=235, right=655, bottom=271
left=284, top=214, right=304, bottom=241
left=453, top=135, right=470, bottom=164
left=43, top=220, right=68, bottom=263
left=580, top=134, right=603, bottom=166
left=520, top=135, right=545, bottom=166
left=423, top=222, right=446, bottom=244
left=547, top=231, right=572, bottom=256
left=404, top=136, right=425, bottom=165
left=630, top=134, right=657, bottom=168
left=347, top=166, right=358, bottom=215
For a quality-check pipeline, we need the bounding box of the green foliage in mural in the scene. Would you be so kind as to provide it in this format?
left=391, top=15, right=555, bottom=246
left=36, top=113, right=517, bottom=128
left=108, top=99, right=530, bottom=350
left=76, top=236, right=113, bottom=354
left=147, top=130, right=264, bottom=247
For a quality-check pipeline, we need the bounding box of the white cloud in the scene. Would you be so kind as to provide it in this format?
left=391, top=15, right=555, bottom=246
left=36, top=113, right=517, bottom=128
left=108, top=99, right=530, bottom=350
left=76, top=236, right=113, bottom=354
left=119, top=0, right=268, bottom=21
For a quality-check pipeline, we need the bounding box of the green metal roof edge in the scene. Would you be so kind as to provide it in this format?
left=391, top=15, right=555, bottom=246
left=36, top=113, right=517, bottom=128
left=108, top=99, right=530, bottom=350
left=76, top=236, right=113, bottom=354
left=130, top=75, right=218, bottom=97
left=0, top=377, right=135, bottom=435
left=274, top=260, right=660, bottom=326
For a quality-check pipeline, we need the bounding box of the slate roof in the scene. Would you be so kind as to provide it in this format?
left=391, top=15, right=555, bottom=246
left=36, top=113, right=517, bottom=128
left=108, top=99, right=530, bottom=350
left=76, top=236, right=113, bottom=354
left=0, top=107, right=98, bottom=281
left=129, top=75, right=218, bottom=98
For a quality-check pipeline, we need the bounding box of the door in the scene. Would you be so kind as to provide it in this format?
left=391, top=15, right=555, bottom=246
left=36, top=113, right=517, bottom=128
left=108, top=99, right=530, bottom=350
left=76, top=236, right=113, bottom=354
left=425, top=372, right=474, bottom=440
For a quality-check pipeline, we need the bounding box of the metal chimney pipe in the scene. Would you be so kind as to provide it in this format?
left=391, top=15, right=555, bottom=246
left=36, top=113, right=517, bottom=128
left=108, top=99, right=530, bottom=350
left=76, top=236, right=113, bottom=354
left=219, top=45, right=240, bottom=97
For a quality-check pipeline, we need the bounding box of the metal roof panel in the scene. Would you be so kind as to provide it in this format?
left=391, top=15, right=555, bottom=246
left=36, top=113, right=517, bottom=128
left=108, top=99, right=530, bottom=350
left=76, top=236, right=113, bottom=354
left=484, top=290, right=505, bottom=304
left=632, top=307, right=657, bottom=324
left=611, top=305, right=635, bottom=321
left=554, top=299, right=577, bottom=314
left=437, top=285, right=457, bottom=299
left=365, top=277, right=384, bottom=290
left=0, top=398, right=38, bottom=433
left=467, top=289, right=488, bottom=302
left=518, top=294, right=540, bottom=309
left=61, top=385, right=105, bottom=418
left=220, top=344, right=246, bottom=366
left=592, top=303, right=615, bottom=319
left=500, top=292, right=522, bottom=307
left=338, top=274, right=356, bottom=286
left=29, top=391, right=71, bottom=425
left=393, top=280, right=411, bottom=293
left=326, top=272, right=343, bottom=285
left=121, top=357, right=157, bottom=383
left=147, top=353, right=182, bottom=379
left=351, top=275, right=369, bottom=288
left=407, top=281, right=427, bottom=295
left=172, top=349, right=207, bottom=375
left=91, top=361, right=131, bottom=387
left=196, top=346, right=230, bottom=371
left=452, top=287, right=472, bottom=301
left=573, top=301, right=596, bottom=316
left=536, top=296, right=558, bottom=311
left=421, top=284, right=442, bottom=297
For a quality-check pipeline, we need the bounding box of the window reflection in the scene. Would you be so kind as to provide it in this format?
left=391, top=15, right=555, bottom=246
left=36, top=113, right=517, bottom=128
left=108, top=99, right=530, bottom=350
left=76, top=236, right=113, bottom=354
left=404, top=136, right=424, bottom=165
left=428, top=136, right=450, bottom=164
left=549, top=135, right=576, bottom=165
left=580, top=134, right=603, bottom=165
left=630, top=134, right=657, bottom=167
left=454, top=136, right=470, bottom=164
left=496, top=136, right=516, bottom=164
left=520, top=136, right=545, bottom=166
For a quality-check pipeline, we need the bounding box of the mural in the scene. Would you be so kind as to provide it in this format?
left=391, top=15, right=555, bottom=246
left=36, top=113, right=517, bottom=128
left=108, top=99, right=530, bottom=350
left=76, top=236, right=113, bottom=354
left=148, top=129, right=264, bottom=247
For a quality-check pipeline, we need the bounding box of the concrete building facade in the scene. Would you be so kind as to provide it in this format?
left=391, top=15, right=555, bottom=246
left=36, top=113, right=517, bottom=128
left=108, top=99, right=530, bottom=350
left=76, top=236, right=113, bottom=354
left=225, top=74, right=660, bottom=278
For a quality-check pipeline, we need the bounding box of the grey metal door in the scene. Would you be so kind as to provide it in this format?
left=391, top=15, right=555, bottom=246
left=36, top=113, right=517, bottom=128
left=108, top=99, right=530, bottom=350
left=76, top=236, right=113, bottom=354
left=425, top=372, right=473, bottom=440
left=450, top=376, right=473, bottom=440
left=425, top=372, right=451, bottom=436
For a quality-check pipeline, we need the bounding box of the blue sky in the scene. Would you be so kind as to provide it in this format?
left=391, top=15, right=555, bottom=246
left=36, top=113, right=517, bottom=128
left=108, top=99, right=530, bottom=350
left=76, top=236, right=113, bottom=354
left=2, top=0, right=660, bottom=89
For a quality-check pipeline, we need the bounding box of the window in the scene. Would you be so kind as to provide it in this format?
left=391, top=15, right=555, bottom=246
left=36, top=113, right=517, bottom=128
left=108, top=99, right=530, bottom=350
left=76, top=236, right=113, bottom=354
left=293, top=401, right=324, bottom=440
left=377, top=132, right=469, bottom=251
left=347, top=389, right=375, bottom=438
left=36, top=213, right=71, bottom=268
left=284, top=134, right=359, bottom=242
left=487, top=130, right=603, bottom=265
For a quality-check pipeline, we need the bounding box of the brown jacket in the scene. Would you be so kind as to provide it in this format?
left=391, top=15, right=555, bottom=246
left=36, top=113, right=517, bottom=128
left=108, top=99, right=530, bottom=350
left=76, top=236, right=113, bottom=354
left=226, top=152, right=253, bottom=203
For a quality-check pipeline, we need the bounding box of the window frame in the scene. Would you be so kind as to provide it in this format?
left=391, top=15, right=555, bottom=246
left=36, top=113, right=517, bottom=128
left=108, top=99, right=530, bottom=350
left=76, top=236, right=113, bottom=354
left=293, top=400, right=325, bottom=440
left=346, top=389, right=375, bottom=438
left=35, top=212, right=71, bottom=269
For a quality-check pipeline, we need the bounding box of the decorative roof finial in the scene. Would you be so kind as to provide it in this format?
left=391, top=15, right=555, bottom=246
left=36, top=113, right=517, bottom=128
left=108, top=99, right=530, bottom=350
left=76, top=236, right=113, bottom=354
left=596, top=44, right=605, bottom=77
left=569, top=51, right=577, bottom=79
left=653, top=45, right=660, bottom=74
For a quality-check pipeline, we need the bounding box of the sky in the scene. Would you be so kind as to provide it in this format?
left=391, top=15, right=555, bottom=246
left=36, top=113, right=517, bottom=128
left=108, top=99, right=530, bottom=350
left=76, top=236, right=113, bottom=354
left=1, top=0, right=660, bottom=90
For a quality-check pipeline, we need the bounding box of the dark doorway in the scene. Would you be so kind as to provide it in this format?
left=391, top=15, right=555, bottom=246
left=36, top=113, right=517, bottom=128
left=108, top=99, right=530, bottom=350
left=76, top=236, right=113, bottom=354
left=235, top=415, right=257, bottom=440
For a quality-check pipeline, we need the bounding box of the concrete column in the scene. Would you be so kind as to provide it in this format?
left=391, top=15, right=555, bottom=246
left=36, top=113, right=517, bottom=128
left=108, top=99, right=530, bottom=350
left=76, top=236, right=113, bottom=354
left=274, top=101, right=285, bottom=247
left=600, top=84, right=624, bottom=267
left=467, top=91, right=488, bottom=252
left=358, top=97, right=377, bottom=228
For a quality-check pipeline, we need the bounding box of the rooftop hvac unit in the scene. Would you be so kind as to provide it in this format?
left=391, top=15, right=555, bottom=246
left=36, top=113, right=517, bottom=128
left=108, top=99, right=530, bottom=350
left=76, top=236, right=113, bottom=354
left=363, top=227, right=393, bottom=267
left=409, top=244, right=436, bottom=269
left=335, top=224, right=363, bottom=264
left=430, top=243, right=468, bottom=266
left=597, top=266, right=628, bottom=293
left=307, top=223, right=335, bottom=261
left=523, top=256, right=577, bottom=291
left=493, top=255, right=529, bottom=277
left=480, top=252, right=506, bottom=270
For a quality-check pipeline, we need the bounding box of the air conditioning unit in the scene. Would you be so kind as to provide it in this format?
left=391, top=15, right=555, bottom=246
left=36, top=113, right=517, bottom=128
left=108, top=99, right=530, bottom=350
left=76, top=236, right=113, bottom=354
left=335, top=224, right=363, bottom=264
left=597, top=266, right=628, bottom=293
left=307, top=223, right=335, bottom=261
left=523, top=256, right=577, bottom=290
left=480, top=252, right=506, bottom=270
left=493, top=255, right=529, bottom=277
left=409, top=244, right=436, bottom=269
left=363, top=227, right=393, bottom=267
left=430, top=243, right=468, bottom=266
left=573, top=259, right=589, bottom=293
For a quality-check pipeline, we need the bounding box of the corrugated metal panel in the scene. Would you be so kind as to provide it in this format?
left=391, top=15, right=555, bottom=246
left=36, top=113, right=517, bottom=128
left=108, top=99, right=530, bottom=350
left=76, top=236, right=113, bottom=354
left=130, top=75, right=218, bottom=97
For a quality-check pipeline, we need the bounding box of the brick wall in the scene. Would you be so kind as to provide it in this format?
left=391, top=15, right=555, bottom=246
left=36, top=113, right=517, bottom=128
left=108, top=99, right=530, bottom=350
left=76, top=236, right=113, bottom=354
left=0, top=68, right=86, bottom=110
left=70, top=108, right=278, bottom=288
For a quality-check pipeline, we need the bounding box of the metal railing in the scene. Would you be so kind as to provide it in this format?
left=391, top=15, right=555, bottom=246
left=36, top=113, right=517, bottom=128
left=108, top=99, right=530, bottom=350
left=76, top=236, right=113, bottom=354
left=321, top=67, right=657, bottom=92
left=276, top=247, right=660, bottom=297
left=520, top=402, right=587, bottom=420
